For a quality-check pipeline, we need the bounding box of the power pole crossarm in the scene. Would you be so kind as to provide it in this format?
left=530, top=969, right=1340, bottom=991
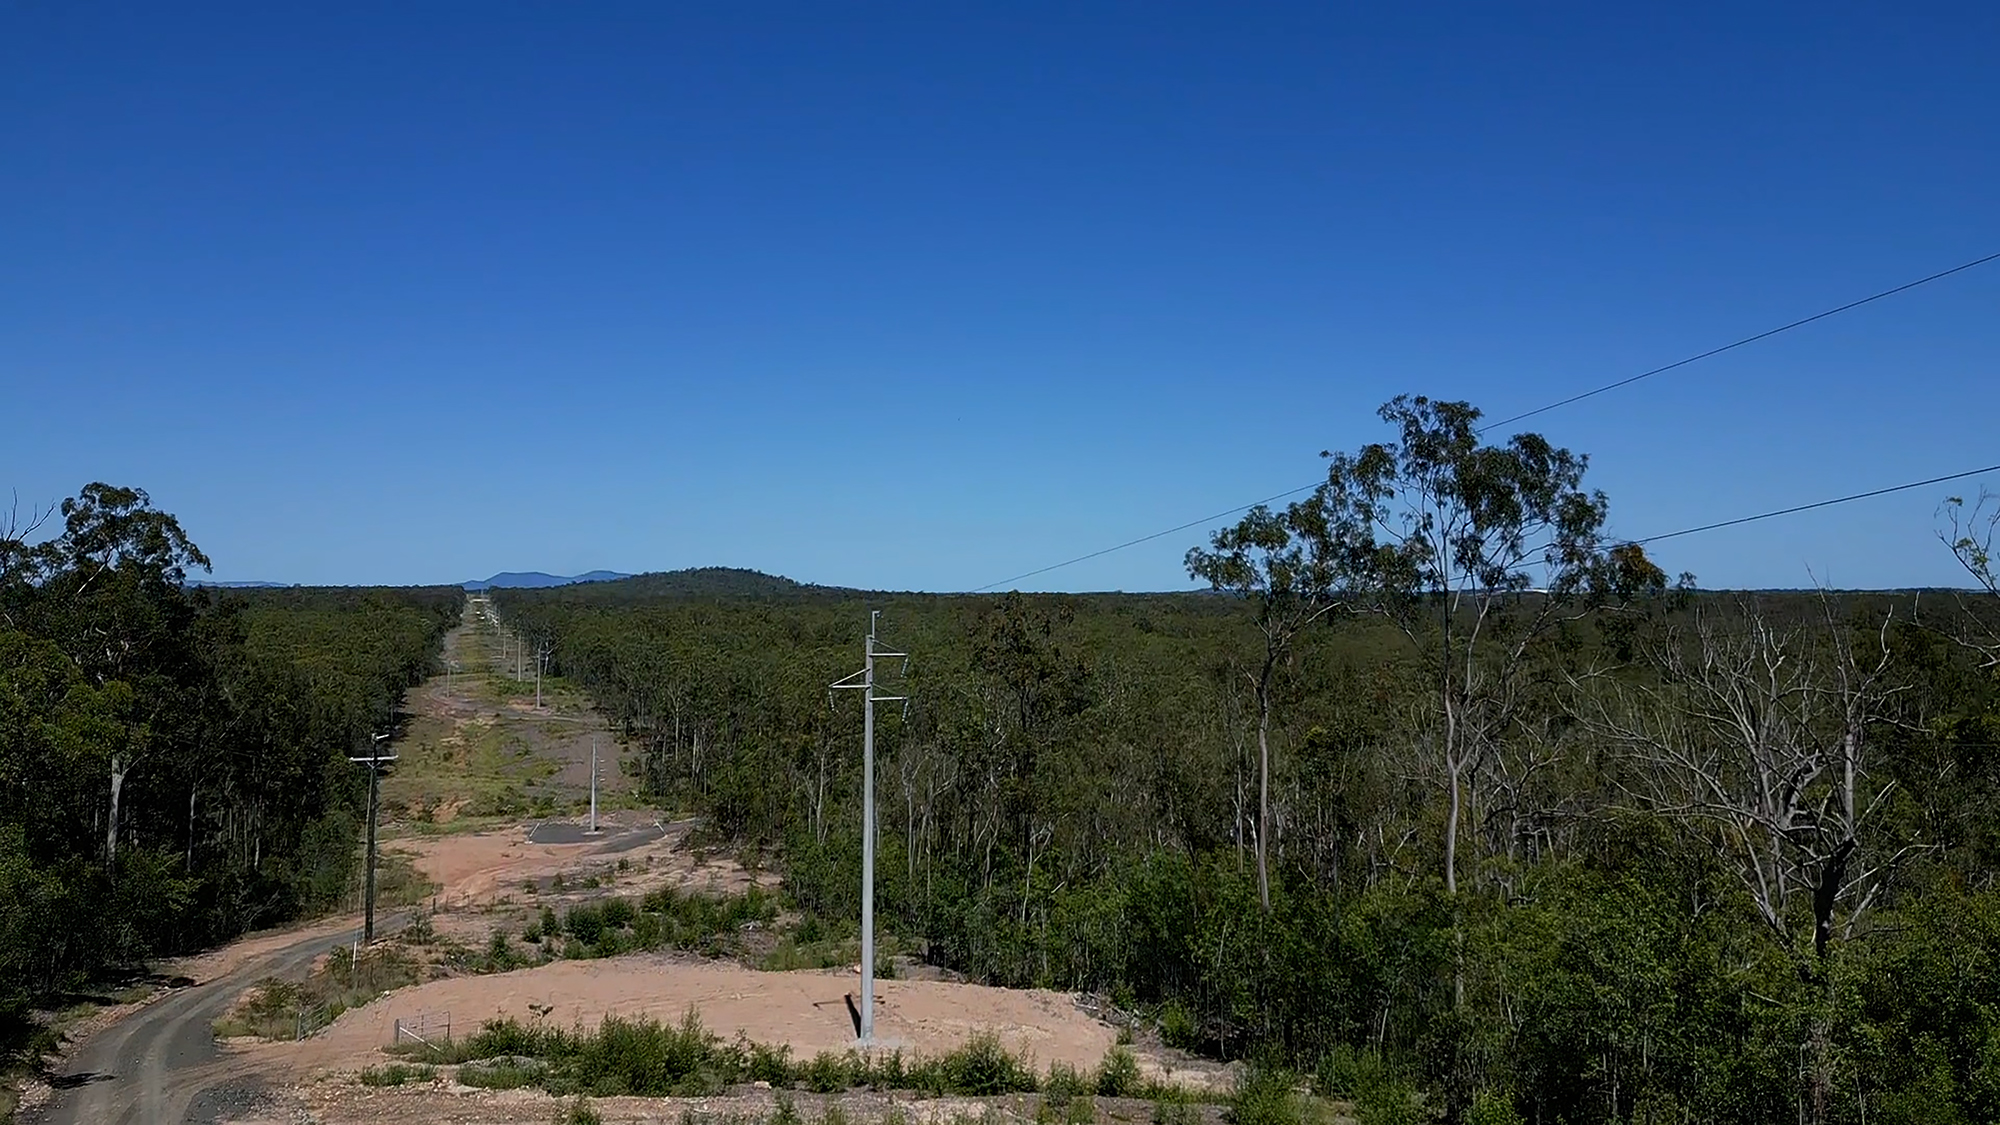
left=347, top=732, right=398, bottom=944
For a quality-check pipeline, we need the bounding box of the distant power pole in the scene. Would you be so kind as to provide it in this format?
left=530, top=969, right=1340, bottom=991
left=535, top=641, right=553, bottom=710
left=831, top=610, right=906, bottom=1045
left=348, top=732, right=398, bottom=944
left=587, top=734, right=600, bottom=835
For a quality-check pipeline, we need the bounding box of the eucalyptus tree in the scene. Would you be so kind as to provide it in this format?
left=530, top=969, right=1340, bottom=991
left=18, top=485, right=211, bottom=862
left=1309, top=396, right=1664, bottom=897
left=1187, top=500, right=1346, bottom=910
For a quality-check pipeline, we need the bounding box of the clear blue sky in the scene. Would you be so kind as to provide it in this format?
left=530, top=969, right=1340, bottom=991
left=5, top=3, right=1997, bottom=590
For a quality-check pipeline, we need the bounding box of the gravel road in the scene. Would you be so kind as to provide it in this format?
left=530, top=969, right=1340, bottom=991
left=28, top=919, right=396, bottom=1125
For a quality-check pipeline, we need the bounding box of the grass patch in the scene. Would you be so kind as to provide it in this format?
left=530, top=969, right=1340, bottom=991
left=414, top=1013, right=1043, bottom=1099
left=359, top=1062, right=436, bottom=1086
left=458, top=1055, right=548, bottom=1089
left=442, top=928, right=542, bottom=975
left=757, top=916, right=900, bottom=977
left=213, top=943, right=423, bottom=1040
left=493, top=887, right=777, bottom=964
left=374, top=848, right=442, bottom=907
left=400, top=1011, right=1214, bottom=1108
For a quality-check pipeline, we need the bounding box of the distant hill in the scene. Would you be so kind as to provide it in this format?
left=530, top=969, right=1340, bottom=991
left=192, top=580, right=292, bottom=588
left=494, top=566, right=851, bottom=602
left=464, top=570, right=631, bottom=591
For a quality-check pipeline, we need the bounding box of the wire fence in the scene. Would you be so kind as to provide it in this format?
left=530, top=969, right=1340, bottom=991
left=294, top=1000, right=334, bottom=1041
left=391, top=1009, right=453, bottom=1053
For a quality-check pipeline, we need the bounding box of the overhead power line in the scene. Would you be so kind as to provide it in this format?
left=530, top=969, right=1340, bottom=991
left=1627, top=463, right=2000, bottom=547
left=972, top=485, right=1319, bottom=592
left=1480, top=249, right=2000, bottom=432
left=972, top=461, right=2000, bottom=593
left=970, top=250, right=2000, bottom=592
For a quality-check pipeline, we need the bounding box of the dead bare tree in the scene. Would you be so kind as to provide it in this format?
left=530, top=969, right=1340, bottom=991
left=0, top=490, right=57, bottom=629
left=1939, top=489, right=2000, bottom=666
left=1578, top=598, right=1918, bottom=972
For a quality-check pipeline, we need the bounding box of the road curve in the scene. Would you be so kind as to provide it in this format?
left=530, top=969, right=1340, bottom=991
left=29, top=918, right=394, bottom=1125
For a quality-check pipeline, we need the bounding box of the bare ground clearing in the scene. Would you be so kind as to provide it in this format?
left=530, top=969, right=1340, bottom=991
left=280, top=956, right=1145, bottom=1081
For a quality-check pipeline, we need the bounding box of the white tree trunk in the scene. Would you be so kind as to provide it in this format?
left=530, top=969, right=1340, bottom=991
left=1256, top=693, right=1272, bottom=911
left=106, top=755, right=125, bottom=864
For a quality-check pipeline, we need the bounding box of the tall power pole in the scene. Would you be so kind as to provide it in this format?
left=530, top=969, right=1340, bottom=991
left=587, top=734, right=600, bottom=835
left=831, top=611, right=905, bottom=1044
left=348, top=732, right=397, bottom=944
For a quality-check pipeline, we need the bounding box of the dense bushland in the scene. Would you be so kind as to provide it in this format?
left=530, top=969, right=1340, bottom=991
left=492, top=402, right=2000, bottom=1123
left=0, top=484, right=460, bottom=1021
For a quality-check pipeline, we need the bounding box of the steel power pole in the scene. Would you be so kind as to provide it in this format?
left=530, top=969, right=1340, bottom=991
left=348, top=733, right=398, bottom=943
left=831, top=610, right=905, bottom=1044
left=588, top=734, right=600, bottom=835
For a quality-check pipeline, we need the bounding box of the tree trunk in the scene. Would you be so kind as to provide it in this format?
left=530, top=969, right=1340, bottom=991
left=1443, top=689, right=1461, bottom=899
left=1444, top=700, right=1464, bottom=1009
left=1256, top=688, right=1272, bottom=911
left=106, top=754, right=125, bottom=864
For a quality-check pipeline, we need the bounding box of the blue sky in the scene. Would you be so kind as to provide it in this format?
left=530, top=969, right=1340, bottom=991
left=5, top=3, right=1997, bottom=590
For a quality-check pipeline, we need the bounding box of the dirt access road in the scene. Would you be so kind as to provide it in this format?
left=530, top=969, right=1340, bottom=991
left=25, top=916, right=391, bottom=1125
left=21, top=595, right=622, bottom=1124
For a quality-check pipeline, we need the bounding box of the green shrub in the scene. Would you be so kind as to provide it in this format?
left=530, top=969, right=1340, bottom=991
left=747, top=1037, right=793, bottom=1087
left=1159, top=1001, right=1198, bottom=1051
left=1468, top=1089, right=1523, bottom=1125
left=1313, top=1045, right=1390, bottom=1100
left=454, top=1016, right=570, bottom=1061
left=1046, top=1061, right=1088, bottom=1107
left=870, top=1047, right=907, bottom=1089
left=1096, top=1046, right=1141, bottom=1098
left=1352, top=1076, right=1423, bottom=1125
left=473, top=929, right=531, bottom=972
left=565, top=1009, right=727, bottom=1096
left=601, top=897, right=637, bottom=929
left=803, top=1050, right=862, bottom=1092
left=912, top=1034, right=1038, bottom=1096
left=1229, top=1063, right=1303, bottom=1125
left=561, top=1096, right=603, bottom=1125
left=566, top=903, right=606, bottom=945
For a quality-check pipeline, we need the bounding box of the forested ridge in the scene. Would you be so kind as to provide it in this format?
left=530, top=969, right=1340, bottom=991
left=495, top=400, right=2000, bottom=1124
left=0, top=484, right=460, bottom=1027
